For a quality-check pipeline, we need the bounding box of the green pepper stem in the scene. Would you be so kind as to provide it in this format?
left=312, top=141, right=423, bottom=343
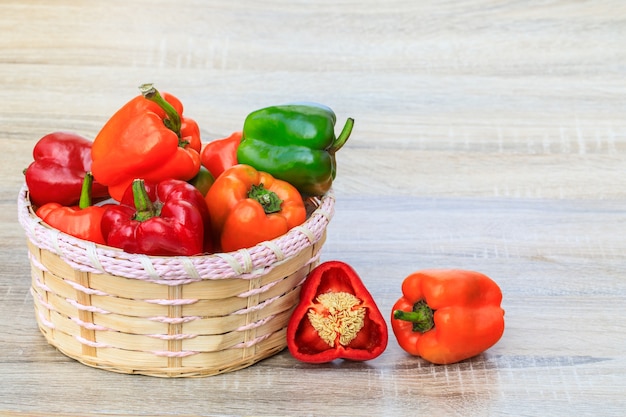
left=393, top=300, right=435, bottom=333
left=329, top=117, right=354, bottom=154
left=139, top=83, right=184, bottom=142
left=131, top=179, right=158, bottom=222
left=248, top=183, right=283, bottom=214
left=78, top=172, right=94, bottom=210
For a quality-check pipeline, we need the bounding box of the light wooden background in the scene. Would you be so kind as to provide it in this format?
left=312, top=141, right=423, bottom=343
left=2, top=1, right=626, bottom=416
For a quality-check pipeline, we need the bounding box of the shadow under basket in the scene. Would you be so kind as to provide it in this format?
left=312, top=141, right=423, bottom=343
left=17, top=184, right=334, bottom=377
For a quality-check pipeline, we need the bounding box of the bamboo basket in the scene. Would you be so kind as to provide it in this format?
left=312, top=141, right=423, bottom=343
left=17, top=184, right=334, bottom=377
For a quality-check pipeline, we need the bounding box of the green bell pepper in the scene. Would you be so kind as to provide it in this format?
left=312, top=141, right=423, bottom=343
left=237, top=103, right=354, bottom=196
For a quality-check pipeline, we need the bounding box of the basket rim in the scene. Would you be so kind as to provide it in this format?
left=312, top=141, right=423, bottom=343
left=18, top=184, right=334, bottom=282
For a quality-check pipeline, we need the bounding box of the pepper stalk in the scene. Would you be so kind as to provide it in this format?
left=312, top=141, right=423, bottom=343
left=139, top=83, right=185, bottom=144
left=131, top=179, right=160, bottom=221
left=248, top=183, right=283, bottom=214
left=78, top=172, right=97, bottom=210
left=393, top=300, right=435, bottom=333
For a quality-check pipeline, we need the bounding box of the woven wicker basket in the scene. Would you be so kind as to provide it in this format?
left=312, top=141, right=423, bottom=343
left=17, top=184, right=334, bottom=377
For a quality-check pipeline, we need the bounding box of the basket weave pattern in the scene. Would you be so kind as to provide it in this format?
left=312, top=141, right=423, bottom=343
left=17, top=185, right=334, bottom=377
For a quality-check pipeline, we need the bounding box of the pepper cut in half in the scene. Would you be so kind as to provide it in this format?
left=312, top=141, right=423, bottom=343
left=237, top=103, right=354, bottom=196
left=391, top=269, right=505, bottom=365
left=287, top=261, right=388, bottom=363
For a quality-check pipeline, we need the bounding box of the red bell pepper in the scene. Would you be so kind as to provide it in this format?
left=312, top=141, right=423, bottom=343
left=287, top=261, right=388, bottom=363
left=391, top=269, right=505, bottom=364
left=91, top=84, right=202, bottom=201
left=35, top=172, right=111, bottom=245
left=200, top=131, right=242, bottom=179
left=24, top=131, right=109, bottom=207
left=101, top=178, right=212, bottom=256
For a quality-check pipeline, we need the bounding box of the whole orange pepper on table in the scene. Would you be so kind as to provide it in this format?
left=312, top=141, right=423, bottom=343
left=391, top=269, right=505, bottom=364
left=91, top=84, right=202, bottom=201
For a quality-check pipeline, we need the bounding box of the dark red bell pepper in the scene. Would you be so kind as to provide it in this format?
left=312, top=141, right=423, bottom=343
left=287, top=261, right=388, bottom=363
left=24, top=131, right=109, bottom=207
left=101, top=178, right=213, bottom=256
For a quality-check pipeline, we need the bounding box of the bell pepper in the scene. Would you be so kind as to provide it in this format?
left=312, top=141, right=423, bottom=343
left=391, top=269, right=505, bottom=365
left=35, top=172, right=111, bottom=245
left=236, top=103, right=354, bottom=196
left=188, top=166, right=215, bottom=197
left=286, top=261, right=388, bottom=363
left=101, top=178, right=212, bottom=256
left=24, top=131, right=109, bottom=207
left=200, top=131, right=242, bottom=179
left=205, top=164, right=306, bottom=252
left=91, top=84, right=202, bottom=201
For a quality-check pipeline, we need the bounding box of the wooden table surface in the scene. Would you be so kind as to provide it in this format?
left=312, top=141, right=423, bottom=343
left=2, top=1, right=626, bottom=416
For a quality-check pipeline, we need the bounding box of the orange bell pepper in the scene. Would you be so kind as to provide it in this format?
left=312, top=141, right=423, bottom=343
left=391, top=269, right=505, bottom=364
left=35, top=172, right=111, bottom=245
left=91, top=84, right=202, bottom=201
left=205, top=164, right=306, bottom=252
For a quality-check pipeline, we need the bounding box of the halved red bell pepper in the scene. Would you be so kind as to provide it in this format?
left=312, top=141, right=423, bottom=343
left=25, top=131, right=109, bottom=207
left=101, top=178, right=212, bottom=256
left=35, top=172, right=111, bottom=245
left=91, top=84, right=202, bottom=201
left=287, top=261, right=388, bottom=363
left=200, top=131, right=242, bottom=179
left=391, top=269, right=505, bottom=364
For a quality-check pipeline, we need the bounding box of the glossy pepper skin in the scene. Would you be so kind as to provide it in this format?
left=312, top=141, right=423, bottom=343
left=287, top=261, right=388, bottom=363
left=25, top=131, right=109, bottom=207
left=188, top=166, right=214, bottom=197
left=391, top=269, right=505, bottom=365
left=205, top=164, right=306, bottom=252
left=101, top=178, right=212, bottom=256
left=200, top=131, right=242, bottom=179
left=91, top=84, right=202, bottom=202
left=35, top=172, right=111, bottom=245
left=237, top=103, right=354, bottom=196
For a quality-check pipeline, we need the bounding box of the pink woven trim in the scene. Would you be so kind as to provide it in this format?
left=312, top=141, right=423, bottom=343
left=64, top=279, right=109, bottom=296
left=145, top=298, right=198, bottom=306
left=152, top=350, right=198, bottom=358
left=237, top=279, right=280, bottom=298
left=235, top=315, right=275, bottom=332
left=233, top=333, right=272, bottom=349
left=232, top=294, right=281, bottom=315
left=75, top=335, right=111, bottom=349
left=65, top=298, right=110, bottom=314
left=147, top=333, right=197, bottom=341
left=32, top=275, right=52, bottom=294
left=36, top=310, right=55, bottom=329
left=18, top=184, right=334, bottom=282
left=148, top=316, right=201, bottom=324
left=70, top=316, right=111, bottom=332
left=28, top=251, right=48, bottom=272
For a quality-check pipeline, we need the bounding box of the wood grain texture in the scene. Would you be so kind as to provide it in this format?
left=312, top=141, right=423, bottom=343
left=1, top=0, right=626, bottom=416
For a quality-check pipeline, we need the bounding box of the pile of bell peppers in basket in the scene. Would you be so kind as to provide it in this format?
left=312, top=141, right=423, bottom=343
left=23, top=84, right=506, bottom=365
left=24, top=84, right=353, bottom=256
